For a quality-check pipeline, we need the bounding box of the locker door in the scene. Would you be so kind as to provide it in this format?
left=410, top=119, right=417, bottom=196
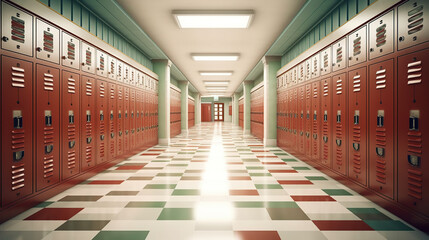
left=311, top=81, right=321, bottom=162
left=123, top=86, right=130, bottom=152
left=298, top=86, right=305, bottom=154
left=36, top=64, right=60, bottom=191
left=332, top=37, right=347, bottom=72
left=117, top=85, right=124, bottom=156
left=135, top=90, right=141, bottom=148
left=311, top=53, right=320, bottom=78
left=321, top=47, right=332, bottom=75
left=116, top=61, right=123, bottom=82
left=61, top=32, right=80, bottom=70
left=107, top=55, right=116, bottom=80
left=81, top=42, right=95, bottom=74
left=36, top=19, right=60, bottom=64
left=369, top=59, right=395, bottom=199
left=142, top=89, right=147, bottom=147
left=123, top=64, right=130, bottom=85
left=348, top=67, right=368, bottom=186
left=108, top=83, right=117, bottom=158
left=96, top=50, right=108, bottom=77
left=96, top=80, right=108, bottom=164
left=130, top=88, right=136, bottom=150
left=369, top=10, right=394, bottom=59
left=61, top=71, right=80, bottom=180
left=292, top=88, right=298, bottom=152
left=321, top=78, right=332, bottom=168
left=397, top=0, right=429, bottom=50
left=332, top=73, right=347, bottom=175
left=305, top=59, right=312, bottom=81
left=287, top=89, right=293, bottom=148
left=397, top=49, right=429, bottom=216
left=80, top=76, right=96, bottom=171
left=305, top=84, right=312, bottom=159
left=1, top=56, right=33, bottom=206
left=348, top=26, right=367, bottom=66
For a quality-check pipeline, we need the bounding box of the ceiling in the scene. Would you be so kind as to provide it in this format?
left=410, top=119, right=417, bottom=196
left=115, top=0, right=305, bottom=96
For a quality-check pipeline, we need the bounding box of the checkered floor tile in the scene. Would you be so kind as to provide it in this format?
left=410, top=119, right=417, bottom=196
left=0, top=123, right=427, bottom=240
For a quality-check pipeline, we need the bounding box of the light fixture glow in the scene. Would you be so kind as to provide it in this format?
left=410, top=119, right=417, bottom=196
left=192, top=54, right=239, bottom=61
left=200, top=71, right=232, bottom=76
left=173, top=10, right=254, bottom=29
left=204, top=81, right=230, bottom=85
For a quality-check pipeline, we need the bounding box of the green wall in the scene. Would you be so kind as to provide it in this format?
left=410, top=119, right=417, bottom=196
left=189, top=91, right=197, bottom=99
left=39, top=0, right=153, bottom=70
left=170, top=77, right=179, bottom=88
left=281, top=0, right=376, bottom=66
left=252, top=73, right=263, bottom=88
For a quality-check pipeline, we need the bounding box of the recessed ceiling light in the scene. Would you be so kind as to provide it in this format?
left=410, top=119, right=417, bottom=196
left=206, top=87, right=227, bottom=91
left=192, top=54, right=239, bottom=61
left=204, top=81, right=230, bottom=86
left=173, top=10, right=254, bottom=29
left=200, top=71, right=233, bottom=76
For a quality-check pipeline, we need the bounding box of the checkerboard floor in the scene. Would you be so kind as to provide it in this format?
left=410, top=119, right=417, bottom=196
left=1, top=122, right=427, bottom=240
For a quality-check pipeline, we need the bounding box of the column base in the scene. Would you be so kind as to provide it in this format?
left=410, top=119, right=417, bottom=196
left=244, top=129, right=251, bottom=134
left=158, top=138, right=170, bottom=146
left=264, top=138, right=277, bottom=147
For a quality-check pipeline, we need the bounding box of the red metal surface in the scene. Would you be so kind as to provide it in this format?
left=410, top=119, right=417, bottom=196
left=311, top=81, right=321, bottom=162
left=332, top=73, right=347, bottom=176
left=108, top=83, right=117, bottom=158
left=80, top=76, right=96, bottom=171
left=116, top=85, right=124, bottom=156
left=321, top=78, right=332, bottom=168
left=96, top=79, right=108, bottom=164
left=129, top=88, right=136, bottom=150
left=123, top=86, right=130, bottom=152
left=304, top=84, right=312, bottom=159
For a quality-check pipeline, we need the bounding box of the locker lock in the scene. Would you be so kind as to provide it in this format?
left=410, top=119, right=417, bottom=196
left=69, top=110, right=74, bottom=124
left=313, top=133, right=317, bottom=139
left=306, top=132, right=310, bottom=138
left=300, top=111, right=304, bottom=119
left=86, top=110, right=91, bottom=123
left=100, top=134, right=105, bottom=140
left=100, top=111, right=104, bottom=121
left=323, top=136, right=328, bottom=143
left=336, top=139, right=342, bottom=146
left=45, top=144, right=54, bottom=154
left=45, top=110, right=52, bottom=126
left=354, top=110, right=359, bottom=125
left=353, top=142, right=360, bottom=151
left=119, top=131, right=122, bottom=136
left=110, top=111, right=114, bottom=120
left=408, top=155, right=421, bottom=167
left=313, top=111, right=317, bottom=121
left=300, top=131, right=304, bottom=136
left=111, top=132, right=115, bottom=138
left=86, top=137, right=92, bottom=144
left=118, top=111, right=122, bottom=119
left=336, top=110, right=341, bottom=123
left=125, top=111, right=128, bottom=118
left=132, top=129, right=135, bottom=133
left=13, top=110, right=23, bottom=129
left=376, top=147, right=385, bottom=157
left=377, top=110, right=385, bottom=127
left=69, top=140, right=75, bottom=149
left=306, top=111, right=310, bottom=120
left=13, top=151, right=24, bottom=162
left=324, top=111, right=328, bottom=122
left=409, top=110, right=419, bottom=131
left=126, top=130, right=129, bottom=135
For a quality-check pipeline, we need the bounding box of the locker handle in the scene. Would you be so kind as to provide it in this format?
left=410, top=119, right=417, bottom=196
left=376, top=147, right=385, bottom=157
left=409, top=110, right=420, bottom=131
left=132, top=129, right=135, bottom=133
left=323, top=113, right=328, bottom=122
left=45, top=144, right=54, bottom=154
left=69, top=140, right=75, bottom=148
left=313, top=113, right=317, bottom=121
left=86, top=113, right=91, bottom=123
left=354, top=111, right=359, bottom=125
left=336, top=139, right=342, bottom=146
left=45, top=115, right=52, bottom=126
left=87, top=137, right=92, bottom=144
left=353, top=142, right=360, bottom=151
left=13, top=151, right=24, bottom=161
left=100, top=113, right=104, bottom=121
left=137, top=128, right=140, bottom=132
left=336, top=112, right=341, bottom=123
left=14, top=116, right=23, bottom=129
left=300, top=131, right=304, bottom=136
left=100, top=134, right=105, bottom=140
left=69, top=114, right=75, bottom=124
left=126, top=130, right=129, bottom=135
left=306, top=132, right=310, bottom=138
left=119, top=131, right=122, bottom=136
left=313, top=134, right=317, bottom=139
left=408, top=155, right=420, bottom=167
left=110, top=113, right=114, bottom=120
left=323, top=136, right=328, bottom=143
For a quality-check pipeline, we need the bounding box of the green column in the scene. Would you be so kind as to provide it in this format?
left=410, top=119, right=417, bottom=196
left=152, top=59, right=171, bottom=145
left=233, top=93, right=240, bottom=126
left=262, top=56, right=281, bottom=146
left=178, top=81, right=189, bottom=132
left=243, top=81, right=252, bottom=134
left=195, top=93, right=201, bottom=125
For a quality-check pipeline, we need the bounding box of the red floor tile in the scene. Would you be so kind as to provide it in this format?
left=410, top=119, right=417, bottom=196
left=148, top=149, right=165, bottom=152
left=291, top=195, right=336, bottom=201
left=25, top=208, right=83, bottom=220
left=140, top=153, right=160, bottom=156
left=229, top=190, right=259, bottom=196
left=229, top=176, right=252, bottom=180
left=88, top=180, right=124, bottom=185
left=313, top=220, right=374, bottom=231
left=268, top=169, right=296, bottom=173
left=227, top=162, right=243, bottom=165
left=277, top=180, right=313, bottom=185
left=116, top=165, right=146, bottom=170
left=235, top=231, right=281, bottom=240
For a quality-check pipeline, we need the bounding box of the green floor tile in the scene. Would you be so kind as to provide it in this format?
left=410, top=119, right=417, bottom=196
left=364, top=220, right=413, bottom=231
left=282, top=158, right=298, bottom=162
left=234, top=202, right=265, bottom=208
left=157, top=208, right=194, bottom=220
left=156, top=173, right=183, bottom=177
left=167, top=164, right=188, bottom=167
left=293, top=167, right=311, bottom=170
left=172, top=189, right=200, bottom=196
left=322, top=189, right=353, bottom=196
left=56, top=220, right=110, bottom=231
left=274, top=153, right=288, bottom=156
left=242, top=158, right=260, bottom=162
left=266, top=202, right=299, bottom=208
left=234, top=201, right=299, bottom=208
left=35, top=201, right=54, bottom=208
left=249, top=173, right=272, bottom=176
left=93, top=231, right=149, bottom=240
left=255, top=184, right=283, bottom=189
left=348, top=208, right=391, bottom=220
left=125, top=202, right=166, bottom=208
left=246, top=166, right=265, bottom=170
left=144, top=184, right=176, bottom=189
left=305, top=176, right=327, bottom=181
left=348, top=208, right=385, bottom=214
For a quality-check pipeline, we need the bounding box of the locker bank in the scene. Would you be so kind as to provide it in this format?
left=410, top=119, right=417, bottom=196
left=0, top=0, right=428, bottom=239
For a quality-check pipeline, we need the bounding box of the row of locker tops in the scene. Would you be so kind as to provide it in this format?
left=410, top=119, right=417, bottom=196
left=1, top=2, right=158, bottom=91
left=277, top=1, right=427, bottom=87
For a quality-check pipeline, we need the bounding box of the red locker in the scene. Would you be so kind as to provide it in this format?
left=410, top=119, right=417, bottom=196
left=123, top=87, right=130, bottom=152
left=108, top=83, right=117, bottom=158
left=80, top=76, right=96, bottom=171
left=305, top=84, right=312, bottom=159
left=298, top=86, right=305, bottom=154
left=142, top=89, right=147, bottom=147
left=321, top=78, right=332, bottom=168
left=117, top=85, right=124, bottom=156
left=332, top=73, right=347, bottom=175
left=369, top=59, right=395, bottom=199
left=96, top=80, right=108, bottom=164
left=311, top=81, right=321, bottom=162
left=1, top=56, right=33, bottom=206
left=130, top=88, right=136, bottom=150
left=348, top=67, right=368, bottom=186
left=36, top=64, right=60, bottom=191
left=292, top=88, right=298, bottom=151
left=154, top=87, right=159, bottom=144
left=136, top=90, right=142, bottom=148
left=397, top=49, right=429, bottom=216
left=61, top=71, right=80, bottom=180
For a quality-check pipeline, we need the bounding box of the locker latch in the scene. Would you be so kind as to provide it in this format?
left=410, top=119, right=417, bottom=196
left=301, top=111, right=304, bottom=119
left=100, top=134, right=105, bottom=140
left=132, top=129, right=135, bottom=133
left=86, top=110, right=91, bottom=122
left=119, top=131, right=122, bottom=136
left=45, top=110, right=52, bottom=126
left=354, top=110, right=359, bottom=125
left=45, top=144, right=54, bottom=154
left=118, top=111, right=122, bottom=119
left=323, top=136, right=328, bottom=143
left=87, top=137, right=92, bottom=144
left=313, top=133, right=317, bottom=139
left=409, top=110, right=419, bottom=131
left=324, top=111, right=328, bottom=122
left=377, top=110, right=384, bottom=127
left=100, top=111, right=104, bottom=121
left=126, top=130, right=129, bottom=135
left=306, top=132, right=310, bottom=138
left=69, top=140, right=75, bottom=148
left=131, top=112, right=134, bottom=118
left=313, top=111, right=317, bottom=121
left=110, top=133, right=114, bottom=138
left=125, top=111, right=128, bottom=118
left=137, top=128, right=140, bottom=132
left=69, top=110, right=74, bottom=124
left=13, top=110, right=23, bottom=129
left=376, top=147, right=385, bottom=157
left=306, top=111, right=310, bottom=120
left=110, top=111, right=114, bottom=120
left=13, top=151, right=24, bottom=161
left=336, top=139, right=342, bottom=146
left=336, top=110, right=341, bottom=123
left=353, top=142, right=360, bottom=151
left=408, top=155, right=421, bottom=167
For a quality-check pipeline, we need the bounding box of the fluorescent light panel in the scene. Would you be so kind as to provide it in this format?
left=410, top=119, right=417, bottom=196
left=192, top=54, right=239, bottom=61
left=204, top=81, right=230, bottom=85
left=173, top=10, right=254, bottom=29
left=200, top=71, right=232, bottom=76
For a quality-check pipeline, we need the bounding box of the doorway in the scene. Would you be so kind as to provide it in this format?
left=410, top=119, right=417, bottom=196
left=201, top=103, right=212, bottom=122
left=214, top=103, right=224, bottom=121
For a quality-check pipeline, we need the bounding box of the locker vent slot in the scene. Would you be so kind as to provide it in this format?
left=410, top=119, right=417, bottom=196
left=67, top=41, right=75, bottom=60
left=119, top=89, right=123, bottom=100
left=336, top=46, right=343, bottom=63
left=67, top=78, right=76, bottom=94
left=11, top=164, right=25, bottom=190
left=86, top=81, right=92, bottom=96
left=306, top=62, right=311, bottom=77
left=11, top=16, right=25, bottom=43
left=323, top=82, right=329, bottom=96
left=11, top=66, right=25, bottom=88
left=44, top=73, right=54, bottom=91
left=110, top=88, right=115, bottom=99
left=313, top=86, right=318, bottom=98
left=376, top=24, right=387, bottom=47
left=85, top=50, right=92, bottom=66
left=313, top=58, right=318, bottom=74
left=375, top=68, right=387, bottom=89
left=353, top=37, right=361, bottom=56
left=118, top=65, right=122, bottom=77
left=375, top=158, right=387, bottom=184
left=353, top=75, right=361, bottom=92
left=408, top=5, right=423, bottom=35
left=110, top=61, right=115, bottom=74
left=67, top=150, right=76, bottom=169
left=323, top=53, right=328, bottom=68
left=43, top=31, right=54, bottom=53
left=99, top=56, right=105, bottom=70
left=407, top=60, right=422, bottom=85
left=407, top=169, right=423, bottom=199
left=336, top=79, right=343, bottom=95
left=43, top=156, right=54, bottom=178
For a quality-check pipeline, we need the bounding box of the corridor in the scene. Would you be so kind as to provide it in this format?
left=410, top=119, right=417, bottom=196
left=0, top=123, right=426, bottom=240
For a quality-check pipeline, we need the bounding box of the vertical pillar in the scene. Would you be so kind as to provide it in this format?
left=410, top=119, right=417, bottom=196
left=243, top=80, right=252, bottom=134
left=262, top=56, right=281, bottom=146
left=195, top=93, right=201, bottom=125
left=233, top=93, right=239, bottom=126
left=178, top=81, right=189, bottom=132
left=153, top=59, right=172, bottom=145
